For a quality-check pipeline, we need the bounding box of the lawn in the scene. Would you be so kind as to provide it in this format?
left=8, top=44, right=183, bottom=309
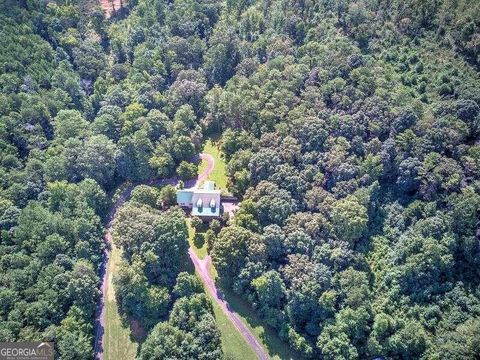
left=165, top=139, right=300, bottom=359
left=192, top=271, right=257, bottom=360
left=186, top=218, right=208, bottom=259
left=208, top=264, right=304, bottom=360
left=199, top=139, right=229, bottom=192
left=209, top=293, right=258, bottom=360
left=221, top=288, right=304, bottom=360
left=104, top=241, right=138, bottom=360
left=188, top=219, right=257, bottom=359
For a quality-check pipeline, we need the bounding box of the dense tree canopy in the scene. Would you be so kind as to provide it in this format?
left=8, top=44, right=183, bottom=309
left=203, top=0, right=480, bottom=359
left=0, top=1, right=208, bottom=356
left=1, top=0, right=479, bottom=358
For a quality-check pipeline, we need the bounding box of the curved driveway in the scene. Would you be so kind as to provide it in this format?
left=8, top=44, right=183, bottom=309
left=94, top=153, right=269, bottom=360
left=196, top=153, right=215, bottom=187
left=190, top=154, right=270, bottom=360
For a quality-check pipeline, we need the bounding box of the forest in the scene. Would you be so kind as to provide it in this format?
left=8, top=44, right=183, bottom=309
left=0, top=0, right=479, bottom=359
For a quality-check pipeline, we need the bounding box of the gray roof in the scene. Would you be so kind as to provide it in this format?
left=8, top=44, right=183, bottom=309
left=191, top=190, right=221, bottom=217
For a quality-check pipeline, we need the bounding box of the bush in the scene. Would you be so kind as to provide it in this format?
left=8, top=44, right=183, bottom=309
left=176, top=161, right=198, bottom=180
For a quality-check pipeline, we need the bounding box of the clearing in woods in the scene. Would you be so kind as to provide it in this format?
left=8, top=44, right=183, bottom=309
left=208, top=266, right=304, bottom=360
left=99, top=0, right=125, bottom=18
left=198, top=140, right=229, bottom=192
left=187, top=222, right=257, bottom=359
left=104, top=241, right=138, bottom=360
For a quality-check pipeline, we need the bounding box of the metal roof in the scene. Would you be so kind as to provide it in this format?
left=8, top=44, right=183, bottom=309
left=176, top=189, right=193, bottom=204
left=191, top=190, right=221, bottom=217
left=176, top=181, right=221, bottom=217
left=203, top=180, right=215, bottom=191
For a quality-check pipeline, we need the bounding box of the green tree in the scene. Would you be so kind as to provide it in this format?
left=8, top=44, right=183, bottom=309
left=113, top=205, right=189, bottom=286
left=331, top=196, right=368, bottom=244
left=317, top=325, right=358, bottom=360
left=118, top=130, right=154, bottom=181
left=131, top=185, right=159, bottom=208
left=211, top=226, right=265, bottom=283
left=176, top=161, right=198, bottom=180
left=138, top=322, right=193, bottom=360
left=158, top=185, right=177, bottom=208
left=57, top=307, right=93, bottom=360
left=78, top=135, right=118, bottom=187
left=173, top=272, right=203, bottom=298
left=53, top=110, right=89, bottom=141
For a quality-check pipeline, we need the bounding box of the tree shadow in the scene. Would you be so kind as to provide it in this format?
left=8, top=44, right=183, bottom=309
left=182, top=256, right=196, bottom=274
left=197, top=222, right=210, bottom=232
left=128, top=316, right=146, bottom=343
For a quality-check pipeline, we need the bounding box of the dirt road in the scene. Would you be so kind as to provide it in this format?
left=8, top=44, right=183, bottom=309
left=189, top=250, right=270, bottom=360
left=191, top=154, right=269, bottom=359
left=94, top=152, right=265, bottom=359
left=94, top=184, right=134, bottom=360
left=196, top=153, right=215, bottom=187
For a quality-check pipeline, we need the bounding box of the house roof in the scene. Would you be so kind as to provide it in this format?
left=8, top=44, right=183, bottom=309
left=191, top=190, right=221, bottom=217
left=176, top=181, right=222, bottom=217
left=203, top=180, right=215, bottom=191
left=176, top=189, right=193, bottom=204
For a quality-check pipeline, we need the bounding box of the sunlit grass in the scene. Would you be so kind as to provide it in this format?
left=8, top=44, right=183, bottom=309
left=186, top=218, right=208, bottom=259
left=206, top=289, right=258, bottom=360
left=199, top=139, right=229, bottom=192
left=104, top=242, right=138, bottom=360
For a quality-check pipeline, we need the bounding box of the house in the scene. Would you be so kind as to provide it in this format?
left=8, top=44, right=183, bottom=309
left=176, top=181, right=221, bottom=219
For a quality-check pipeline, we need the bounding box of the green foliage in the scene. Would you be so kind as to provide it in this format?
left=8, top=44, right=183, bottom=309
left=0, top=182, right=103, bottom=356
left=211, top=226, right=265, bottom=284
left=158, top=184, right=177, bottom=208
left=112, top=204, right=189, bottom=286
left=131, top=185, right=159, bottom=208
left=317, top=326, right=358, bottom=360
left=1, top=0, right=480, bottom=358
left=251, top=270, right=286, bottom=309
left=176, top=160, right=198, bottom=180
left=190, top=215, right=202, bottom=230
left=173, top=272, right=203, bottom=299
left=139, top=302, right=223, bottom=360
left=0, top=1, right=215, bottom=356
left=114, top=256, right=171, bottom=330
left=331, top=195, right=369, bottom=244
left=138, top=322, right=194, bottom=360
left=201, top=0, right=480, bottom=358
left=435, top=317, right=480, bottom=359
left=56, top=307, right=94, bottom=360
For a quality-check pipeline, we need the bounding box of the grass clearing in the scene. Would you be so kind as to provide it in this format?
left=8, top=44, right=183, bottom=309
left=209, top=294, right=258, bottom=360
left=199, top=139, right=228, bottom=192
left=194, top=271, right=257, bottom=360
left=186, top=218, right=208, bottom=259
left=104, top=241, right=138, bottom=360
left=192, top=139, right=300, bottom=359
left=189, top=221, right=256, bottom=359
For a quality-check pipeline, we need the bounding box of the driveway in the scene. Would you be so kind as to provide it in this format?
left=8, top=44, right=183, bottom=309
left=189, top=250, right=270, bottom=360
left=94, top=152, right=267, bottom=359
